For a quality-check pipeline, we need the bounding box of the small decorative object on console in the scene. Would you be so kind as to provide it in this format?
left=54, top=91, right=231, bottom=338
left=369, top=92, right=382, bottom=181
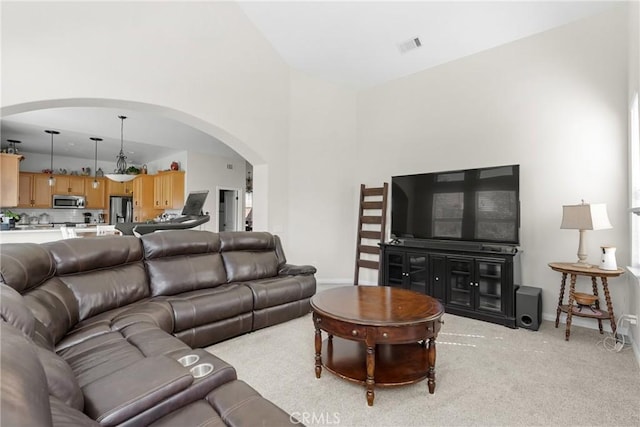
left=170, top=161, right=179, bottom=171
left=599, top=246, right=617, bottom=270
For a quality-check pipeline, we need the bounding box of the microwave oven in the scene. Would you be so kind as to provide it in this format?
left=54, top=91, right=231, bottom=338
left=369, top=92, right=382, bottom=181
left=52, top=195, right=86, bottom=209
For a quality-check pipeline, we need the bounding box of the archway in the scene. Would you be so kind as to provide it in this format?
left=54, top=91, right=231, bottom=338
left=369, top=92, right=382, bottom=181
left=1, top=98, right=270, bottom=231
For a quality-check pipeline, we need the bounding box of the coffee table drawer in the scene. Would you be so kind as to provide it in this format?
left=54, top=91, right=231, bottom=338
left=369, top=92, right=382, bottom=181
left=376, top=323, right=432, bottom=343
left=315, top=314, right=367, bottom=340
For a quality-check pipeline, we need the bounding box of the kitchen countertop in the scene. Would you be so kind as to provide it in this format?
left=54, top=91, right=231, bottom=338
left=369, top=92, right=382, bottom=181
left=0, top=223, right=108, bottom=243
left=4, top=224, right=101, bottom=232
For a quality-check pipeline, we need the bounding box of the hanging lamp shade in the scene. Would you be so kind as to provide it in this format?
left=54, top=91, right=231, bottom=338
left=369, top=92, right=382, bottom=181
left=44, top=130, right=59, bottom=186
left=105, top=115, right=135, bottom=183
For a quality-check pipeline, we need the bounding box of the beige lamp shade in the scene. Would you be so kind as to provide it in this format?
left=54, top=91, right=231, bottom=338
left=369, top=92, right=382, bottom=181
left=560, top=202, right=612, bottom=266
left=560, top=203, right=612, bottom=231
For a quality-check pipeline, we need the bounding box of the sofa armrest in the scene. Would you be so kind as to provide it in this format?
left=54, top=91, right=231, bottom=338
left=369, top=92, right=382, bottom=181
left=82, top=356, right=193, bottom=426
left=278, top=264, right=317, bottom=276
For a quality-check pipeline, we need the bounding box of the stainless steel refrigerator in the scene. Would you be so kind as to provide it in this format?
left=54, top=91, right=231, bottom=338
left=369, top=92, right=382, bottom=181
left=109, top=196, right=133, bottom=224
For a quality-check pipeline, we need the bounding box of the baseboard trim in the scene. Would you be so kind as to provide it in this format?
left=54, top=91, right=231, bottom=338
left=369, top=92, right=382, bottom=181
left=317, top=279, right=378, bottom=286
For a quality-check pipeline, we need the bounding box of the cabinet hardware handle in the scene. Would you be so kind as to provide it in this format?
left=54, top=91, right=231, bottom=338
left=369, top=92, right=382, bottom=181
left=435, top=277, right=439, bottom=281
left=351, top=330, right=358, bottom=336
left=382, top=332, right=388, bottom=338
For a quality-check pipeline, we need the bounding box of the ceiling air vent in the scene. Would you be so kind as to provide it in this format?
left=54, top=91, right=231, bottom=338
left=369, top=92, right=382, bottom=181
left=397, top=37, right=422, bottom=54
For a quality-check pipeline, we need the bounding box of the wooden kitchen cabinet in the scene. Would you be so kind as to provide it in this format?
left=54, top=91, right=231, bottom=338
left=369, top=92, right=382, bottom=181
left=133, top=175, right=156, bottom=208
left=133, top=207, right=161, bottom=223
left=18, top=173, right=52, bottom=208
left=53, top=175, right=85, bottom=195
left=107, top=179, right=134, bottom=196
left=153, top=171, right=185, bottom=209
left=0, top=153, right=21, bottom=207
left=132, top=175, right=159, bottom=222
left=84, top=177, right=107, bottom=209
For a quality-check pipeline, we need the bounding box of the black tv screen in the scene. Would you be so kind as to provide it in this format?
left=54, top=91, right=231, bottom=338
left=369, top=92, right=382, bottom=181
left=391, top=165, right=520, bottom=244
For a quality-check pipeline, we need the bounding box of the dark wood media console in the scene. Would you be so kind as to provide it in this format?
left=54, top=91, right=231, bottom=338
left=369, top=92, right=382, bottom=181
left=380, top=240, right=521, bottom=328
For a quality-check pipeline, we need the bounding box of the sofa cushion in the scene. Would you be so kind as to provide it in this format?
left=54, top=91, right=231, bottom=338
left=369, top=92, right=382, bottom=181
left=244, top=275, right=316, bottom=310
left=141, top=230, right=221, bottom=259
left=58, top=322, right=191, bottom=388
left=167, top=284, right=254, bottom=332
left=82, top=356, right=194, bottom=427
left=0, top=322, right=54, bottom=427
left=42, top=236, right=150, bottom=322
left=0, top=283, right=35, bottom=337
left=43, top=235, right=142, bottom=275
left=35, top=346, right=84, bottom=411
left=149, top=400, right=226, bottom=427
left=0, top=242, right=55, bottom=292
left=59, top=263, right=150, bottom=322
left=219, top=231, right=275, bottom=251
left=23, top=278, right=80, bottom=347
left=49, top=397, right=100, bottom=427
left=142, top=230, right=227, bottom=297
left=206, top=380, right=298, bottom=426
left=222, top=251, right=279, bottom=283
left=145, top=253, right=227, bottom=297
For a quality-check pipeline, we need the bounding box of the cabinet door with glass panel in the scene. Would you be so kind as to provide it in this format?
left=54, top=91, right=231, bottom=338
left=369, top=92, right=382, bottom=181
left=474, top=259, right=505, bottom=313
left=445, top=256, right=506, bottom=313
left=383, top=249, right=428, bottom=294
left=445, top=256, right=474, bottom=308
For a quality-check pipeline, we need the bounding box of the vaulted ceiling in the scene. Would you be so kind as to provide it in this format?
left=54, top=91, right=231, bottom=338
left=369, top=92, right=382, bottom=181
left=1, top=1, right=615, bottom=162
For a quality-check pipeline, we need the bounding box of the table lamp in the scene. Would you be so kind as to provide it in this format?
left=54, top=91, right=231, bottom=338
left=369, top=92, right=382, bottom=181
left=560, top=201, right=612, bottom=267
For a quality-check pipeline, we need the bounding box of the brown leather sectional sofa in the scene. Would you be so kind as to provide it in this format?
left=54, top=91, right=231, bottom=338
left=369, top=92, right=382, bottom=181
left=0, top=230, right=316, bottom=426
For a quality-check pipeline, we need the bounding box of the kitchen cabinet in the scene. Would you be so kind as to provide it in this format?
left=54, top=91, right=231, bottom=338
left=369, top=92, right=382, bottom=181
left=153, top=171, right=185, bottom=209
left=84, top=177, right=107, bottom=209
left=132, top=175, right=159, bottom=222
left=133, top=175, right=156, bottom=208
left=53, top=175, right=85, bottom=195
left=133, top=207, right=161, bottom=223
left=107, top=179, right=134, bottom=196
left=18, top=173, right=52, bottom=208
left=0, top=153, right=21, bottom=207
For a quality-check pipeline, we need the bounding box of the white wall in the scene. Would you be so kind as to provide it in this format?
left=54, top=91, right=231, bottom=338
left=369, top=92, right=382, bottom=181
left=19, top=151, right=117, bottom=176
left=2, top=2, right=635, bottom=333
left=356, top=6, right=630, bottom=325
left=627, top=0, right=640, bottom=363
left=1, top=1, right=290, bottom=234
left=287, top=70, right=358, bottom=276
left=185, top=151, right=247, bottom=232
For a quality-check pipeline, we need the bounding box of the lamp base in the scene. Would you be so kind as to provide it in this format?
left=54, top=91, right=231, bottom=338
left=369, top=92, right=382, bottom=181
left=572, top=261, right=594, bottom=268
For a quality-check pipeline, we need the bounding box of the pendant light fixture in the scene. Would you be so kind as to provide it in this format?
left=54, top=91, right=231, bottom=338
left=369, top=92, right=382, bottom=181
left=90, top=137, right=102, bottom=189
left=44, top=130, right=59, bottom=186
left=105, top=115, right=135, bottom=183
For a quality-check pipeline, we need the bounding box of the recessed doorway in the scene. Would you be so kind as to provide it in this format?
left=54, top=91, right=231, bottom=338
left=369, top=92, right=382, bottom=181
left=218, top=188, right=240, bottom=231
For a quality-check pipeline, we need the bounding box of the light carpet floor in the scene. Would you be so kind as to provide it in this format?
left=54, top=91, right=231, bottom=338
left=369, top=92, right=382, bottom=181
left=206, top=298, right=640, bottom=426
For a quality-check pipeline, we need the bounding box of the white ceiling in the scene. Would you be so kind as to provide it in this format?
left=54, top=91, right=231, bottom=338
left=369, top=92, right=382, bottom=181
left=237, top=0, right=615, bottom=89
left=1, top=1, right=615, bottom=162
left=0, top=108, right=241, bottom=165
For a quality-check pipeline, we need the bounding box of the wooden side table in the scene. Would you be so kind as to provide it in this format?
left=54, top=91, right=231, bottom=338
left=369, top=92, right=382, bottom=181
left=549, top=262, right=624, bottom=341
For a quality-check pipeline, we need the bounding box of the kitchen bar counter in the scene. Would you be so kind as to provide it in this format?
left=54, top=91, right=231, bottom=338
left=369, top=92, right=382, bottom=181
left=0, top=224, right=103, bottom=243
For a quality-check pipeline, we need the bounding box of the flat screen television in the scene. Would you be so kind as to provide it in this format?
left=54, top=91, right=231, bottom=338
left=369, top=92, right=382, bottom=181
left=391, top=164, right=520, bottom=245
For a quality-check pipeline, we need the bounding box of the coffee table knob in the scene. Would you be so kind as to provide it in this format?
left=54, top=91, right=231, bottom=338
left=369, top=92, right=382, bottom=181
left=352, top=330, right=358, bottom=336
left=382, top=332, right=388, bottom=338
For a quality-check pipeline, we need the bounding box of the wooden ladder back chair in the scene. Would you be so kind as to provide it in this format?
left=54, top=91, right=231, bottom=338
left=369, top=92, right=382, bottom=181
left=353, top=183, right=388, bottom=285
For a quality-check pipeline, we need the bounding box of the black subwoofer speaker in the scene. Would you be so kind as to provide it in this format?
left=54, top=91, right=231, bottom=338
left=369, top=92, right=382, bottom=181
left=516, top=286, right=542, bottom=330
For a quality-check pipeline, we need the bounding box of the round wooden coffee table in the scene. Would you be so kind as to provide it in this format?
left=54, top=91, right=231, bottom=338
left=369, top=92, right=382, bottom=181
left=311, top=286, right=444, bottom=406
